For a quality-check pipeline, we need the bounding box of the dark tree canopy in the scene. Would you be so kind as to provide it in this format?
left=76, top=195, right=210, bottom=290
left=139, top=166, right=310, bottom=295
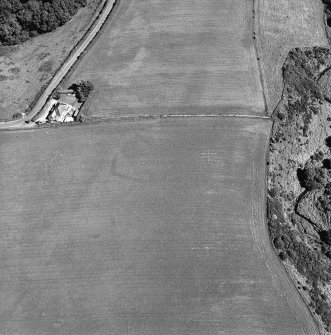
left=297, top=163, right=329, bottom=191
left=70, top=80, right=94, bottom=102
left=320, top=229, right=331, bottom=246
left=0, top=0, right=87, bottom=45
left=323, top=0, right=331, bottom=27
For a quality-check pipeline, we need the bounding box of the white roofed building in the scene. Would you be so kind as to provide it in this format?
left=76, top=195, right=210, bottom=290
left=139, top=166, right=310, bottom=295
left=47, top=102, right=76, bottom=122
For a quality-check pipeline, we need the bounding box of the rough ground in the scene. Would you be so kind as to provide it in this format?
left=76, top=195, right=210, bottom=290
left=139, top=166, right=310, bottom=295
left=0, top=118, right=319, bottom=335
left=62, top=0, right=265, bottom=118
left=268, top=47, right=331, bottom=334
left=256, top=0, right=328, bottom=114
left=0, top=0, right=105, bottom=121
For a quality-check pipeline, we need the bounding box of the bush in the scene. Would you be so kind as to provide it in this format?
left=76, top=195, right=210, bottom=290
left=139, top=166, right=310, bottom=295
left=273, top=236, right=285, bottom=250
left=297, top=162, right=329, bottom=190
left=267, top=198, right=285, bottom=225
left=38, top=60, right=53, bottom=73
left=70, top=80, right=94, bottom=103
left=78, top=113, right=86, bottom=123
left=311, top=151, right=324, bottom=161
left=279, top=251, right=287, bottom=261
left=268, top=188, right=278, bottom=198
left=12, top=112, right=21, bottom=119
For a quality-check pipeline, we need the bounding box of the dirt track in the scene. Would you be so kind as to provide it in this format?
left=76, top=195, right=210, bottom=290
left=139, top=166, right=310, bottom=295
left=0, top=118, right=318, bottom=334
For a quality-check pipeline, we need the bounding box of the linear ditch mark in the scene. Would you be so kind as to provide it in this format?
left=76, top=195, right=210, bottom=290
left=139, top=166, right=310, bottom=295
left=87, top=113, right=271, bottom=123
left=0, top=113, right=271, bottom=131
left=160, top=113, right=270, bottom=120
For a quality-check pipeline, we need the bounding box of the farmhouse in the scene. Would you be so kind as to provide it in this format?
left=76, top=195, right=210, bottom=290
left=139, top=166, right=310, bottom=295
left=47, top=102, right=75, bottom=122
left=46, top=94, right=80, bottom=123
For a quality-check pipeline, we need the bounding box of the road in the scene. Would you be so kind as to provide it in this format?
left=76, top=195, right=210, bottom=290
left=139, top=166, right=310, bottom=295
left=0, top=0, right=117, bottom=130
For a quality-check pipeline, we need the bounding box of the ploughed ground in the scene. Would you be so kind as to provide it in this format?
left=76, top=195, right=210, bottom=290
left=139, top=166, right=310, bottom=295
left=62, top=0, right=265, bottom=118
left=0, top=118, right=318, bottom=334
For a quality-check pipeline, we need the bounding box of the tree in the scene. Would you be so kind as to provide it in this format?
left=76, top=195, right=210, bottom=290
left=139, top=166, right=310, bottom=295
left=326, top=136, right=331, bottom=148
left=320, top=230, right=331, bottom=245
left=78, top=113, right=86, bottom=123
left=12, top=112, right=21, bottom=119
left=71, top=80, right=95, bottom=102
left=297, top=162, right=329, bottom=191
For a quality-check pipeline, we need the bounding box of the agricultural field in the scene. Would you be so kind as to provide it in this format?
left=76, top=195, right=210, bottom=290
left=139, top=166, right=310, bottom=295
left=0, top=118, right=318, bottom=334
left=63, top=0, right=265, bottom=118
left=0, top=0, right=105, bottom=121
left=256, top=0, right=328, bottom=114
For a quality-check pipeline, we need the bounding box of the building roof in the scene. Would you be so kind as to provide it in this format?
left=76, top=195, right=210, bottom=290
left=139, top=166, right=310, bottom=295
left=58, top=104, right=71, bottom=115
left=58, top=93, right=80, bottom=109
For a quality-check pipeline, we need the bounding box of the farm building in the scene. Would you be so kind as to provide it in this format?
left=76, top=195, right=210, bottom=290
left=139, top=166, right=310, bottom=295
left=46, top=94, right=80, bottom=123
left=47, top=103, right=75, bottom=122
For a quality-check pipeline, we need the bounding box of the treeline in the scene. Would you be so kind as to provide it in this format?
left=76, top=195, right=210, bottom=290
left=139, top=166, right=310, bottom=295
left=0, top=0, right=87, bottom=45
left=323, top=0, right=331, bottom=26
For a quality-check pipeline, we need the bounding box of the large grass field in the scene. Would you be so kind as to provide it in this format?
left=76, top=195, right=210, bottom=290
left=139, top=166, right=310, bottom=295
left=0, top=118, right=318, bottom=334
left=64, top=0, right=265, bottom=118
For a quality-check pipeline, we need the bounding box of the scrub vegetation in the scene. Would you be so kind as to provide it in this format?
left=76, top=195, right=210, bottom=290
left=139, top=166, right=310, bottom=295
left=268, top=46, right=331, bottom=333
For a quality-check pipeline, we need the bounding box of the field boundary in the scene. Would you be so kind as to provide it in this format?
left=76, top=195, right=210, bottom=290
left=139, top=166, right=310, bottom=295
left=253, top=0, right=268, bottom=116
left=0, top=113, right=271, bottom=132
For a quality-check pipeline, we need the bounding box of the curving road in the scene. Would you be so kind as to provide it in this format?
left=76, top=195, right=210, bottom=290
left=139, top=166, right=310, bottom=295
left=0, top=0, right=117, bottom=130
